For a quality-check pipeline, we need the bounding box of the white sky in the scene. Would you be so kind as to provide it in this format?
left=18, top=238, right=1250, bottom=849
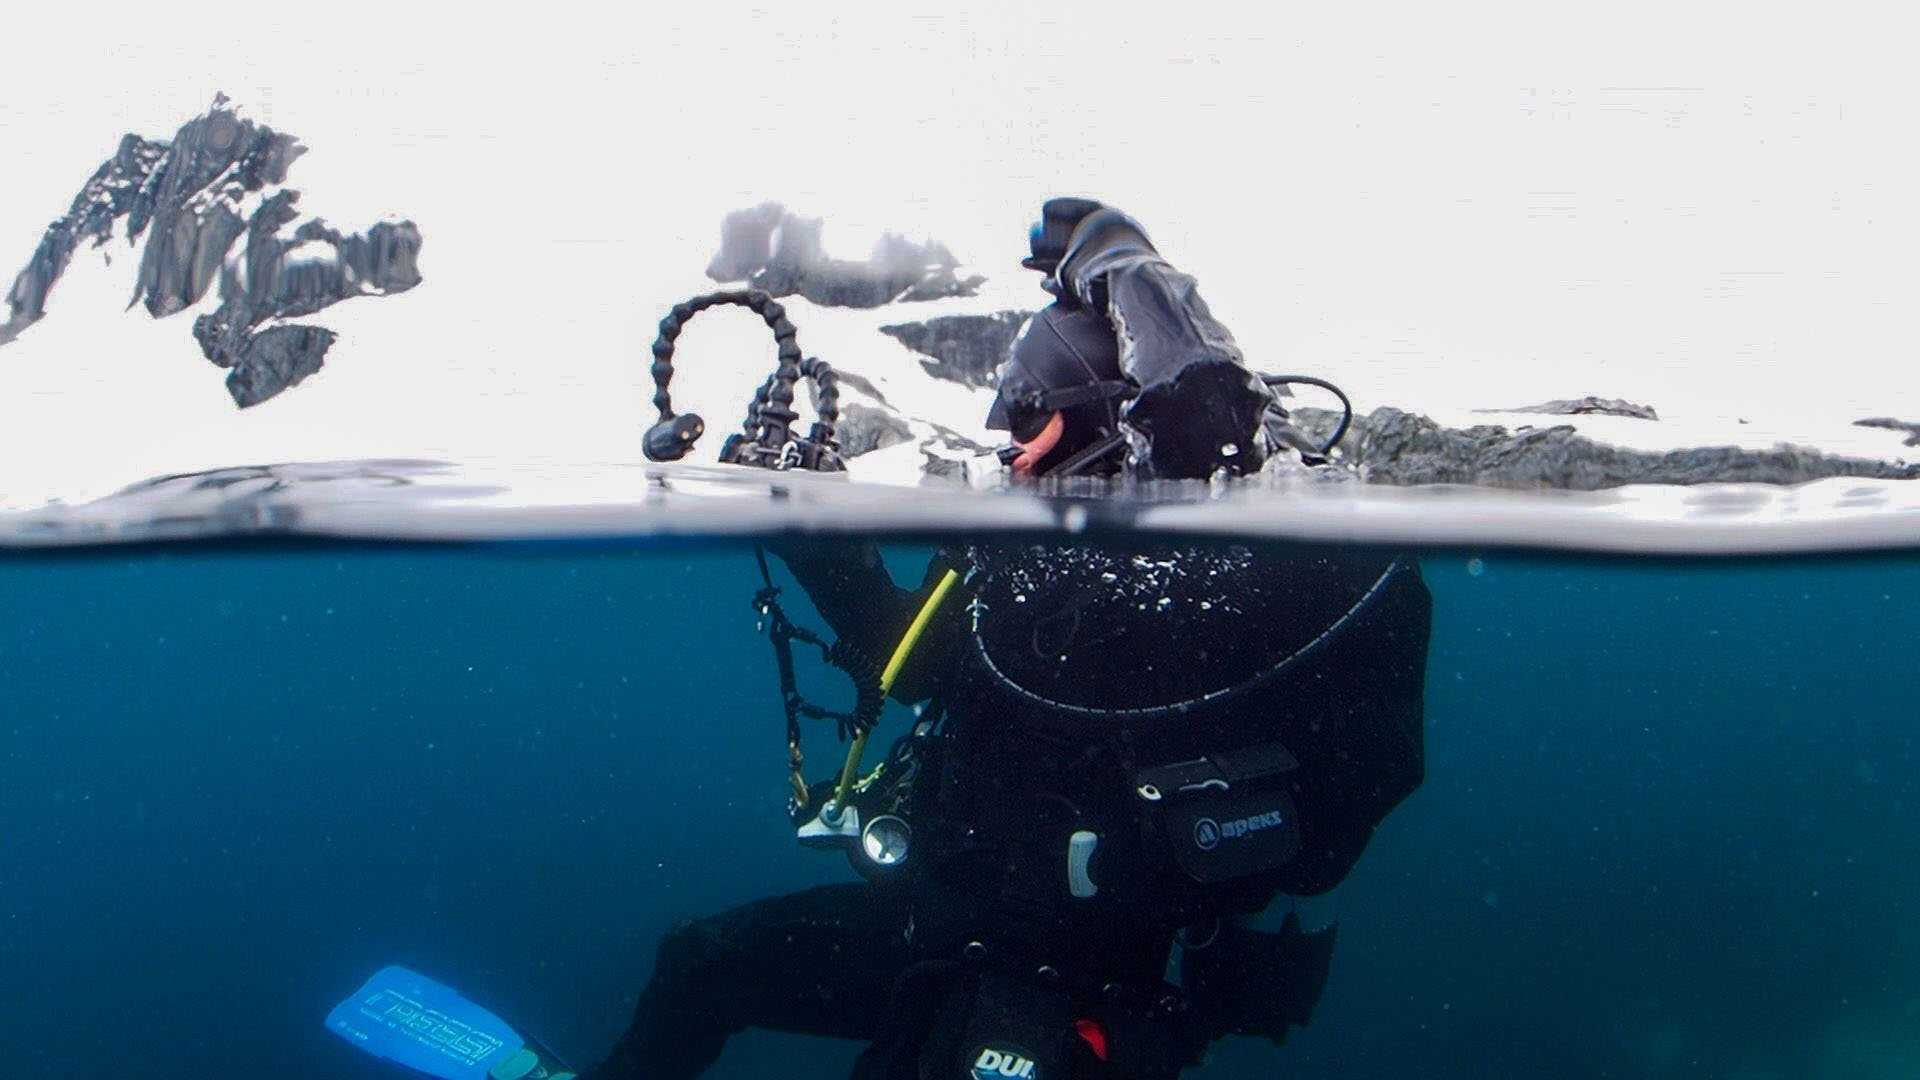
left=0, top=1, right=1916, bottom=502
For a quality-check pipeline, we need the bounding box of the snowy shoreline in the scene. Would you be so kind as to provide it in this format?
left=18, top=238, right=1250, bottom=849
left=0, top=100, right=1913, bottom=520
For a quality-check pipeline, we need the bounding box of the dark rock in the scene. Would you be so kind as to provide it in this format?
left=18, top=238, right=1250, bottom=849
left=221, top=325, right=336, bottom=407
left=129, top=94, right=306, bottom=318
left=1286, top=407, right=1920, bottom=489
left=926, top=423, right=992, bottom=455
left=821, top=367, right=894, bottom=411
left=1855, top=417, right=1920, bottom=447
left=833, top=402, right=915, bottom=457
left=704, top=202, right=786, bottom=281
left=0, top=133, right=168, bottom=344
left=879, top=310, right=1033, bottom=387
left=0, top=94, right=422, bottom=407
left=1476, top=396, right=1660, bottom=421
left=919, top=450, right=970, bottom=484
left=917, top=429, right=995, bottom=484
left=194, top=190, right=423, bottom=405
left=706, top=202, right=984, bottom=308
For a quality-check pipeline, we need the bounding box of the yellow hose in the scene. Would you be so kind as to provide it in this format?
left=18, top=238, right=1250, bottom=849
left=831, top=568, right=961, bottom=807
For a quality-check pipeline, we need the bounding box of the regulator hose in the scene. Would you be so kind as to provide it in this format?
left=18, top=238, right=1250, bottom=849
left=1262, top=373, right=1354, bottom=456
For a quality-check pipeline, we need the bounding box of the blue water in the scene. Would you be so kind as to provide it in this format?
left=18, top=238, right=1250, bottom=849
left=2, top=542, right=1916, bottom=1078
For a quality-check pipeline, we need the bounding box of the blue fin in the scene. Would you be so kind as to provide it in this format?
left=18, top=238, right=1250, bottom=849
left=326, top=965, right=525, bottom=1080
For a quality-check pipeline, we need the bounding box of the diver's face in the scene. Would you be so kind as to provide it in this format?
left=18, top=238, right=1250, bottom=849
left=1008, top=411, right=1065, bottom=481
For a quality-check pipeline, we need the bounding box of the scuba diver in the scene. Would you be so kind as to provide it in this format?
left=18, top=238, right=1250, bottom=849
left=591, top=199, right=1432, bottom=1080
left=328, top=199, right=1429, bottom=1080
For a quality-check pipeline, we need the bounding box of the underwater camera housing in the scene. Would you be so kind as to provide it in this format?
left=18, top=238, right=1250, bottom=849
left=641, top=289, right=847, bottom=472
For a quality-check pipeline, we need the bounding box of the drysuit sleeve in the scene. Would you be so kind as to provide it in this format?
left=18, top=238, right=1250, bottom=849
left=765, top=539, right=964, bottom=705
left=1054, top=208, right=1274, bottom=478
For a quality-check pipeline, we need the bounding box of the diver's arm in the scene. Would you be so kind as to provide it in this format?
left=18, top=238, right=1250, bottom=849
left=767, top=538, right=914, bottom=657
left=766, top=539, right=963, bottom=704
left=1053, top=207, right=1272, bottom=478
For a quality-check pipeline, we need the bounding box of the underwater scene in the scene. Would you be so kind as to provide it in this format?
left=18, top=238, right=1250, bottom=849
left=2, top=536, right=1915, bottom=1079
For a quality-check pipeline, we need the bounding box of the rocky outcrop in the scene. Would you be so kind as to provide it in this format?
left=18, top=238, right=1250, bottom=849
left=1477, top=396, right=1660, bottom=421
left=0, top=134, right=167, bottom=344
left=918, top=427, right=996, bottom=485
left=833, top=402, right=916, bottom=457
left=0, top=95, right=422, bottom=407
left=126, top=102, right=306, bottom=319
left=706, top=202, right=984, bottom=308
left=191, top=191, right=421, bottom=405
left=879, top=310, right=1031, bottom=387
left=1855, top=417, right=1920, bottom=448
left=1286, top=407, right=1920, bottom=489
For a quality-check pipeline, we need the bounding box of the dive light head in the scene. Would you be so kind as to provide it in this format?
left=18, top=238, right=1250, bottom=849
left=643, top=413, right=706, bottom=462
left=859, top=815, right=912, bottom=869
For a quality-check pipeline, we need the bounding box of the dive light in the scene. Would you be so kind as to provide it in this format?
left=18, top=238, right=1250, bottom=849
left=860, top=815, right=912, bottom=869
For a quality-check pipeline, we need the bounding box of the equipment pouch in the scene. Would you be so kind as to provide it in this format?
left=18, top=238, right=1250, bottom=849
left=1133, top=741, right=1303, bottom=885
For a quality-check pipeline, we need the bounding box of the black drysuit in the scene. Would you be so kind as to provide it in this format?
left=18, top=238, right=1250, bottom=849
left=589, top=537, right=1432, bottom=1080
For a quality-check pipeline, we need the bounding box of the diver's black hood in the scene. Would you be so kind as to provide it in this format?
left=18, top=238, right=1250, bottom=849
left=987, top=302, right=1128, bottom=467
